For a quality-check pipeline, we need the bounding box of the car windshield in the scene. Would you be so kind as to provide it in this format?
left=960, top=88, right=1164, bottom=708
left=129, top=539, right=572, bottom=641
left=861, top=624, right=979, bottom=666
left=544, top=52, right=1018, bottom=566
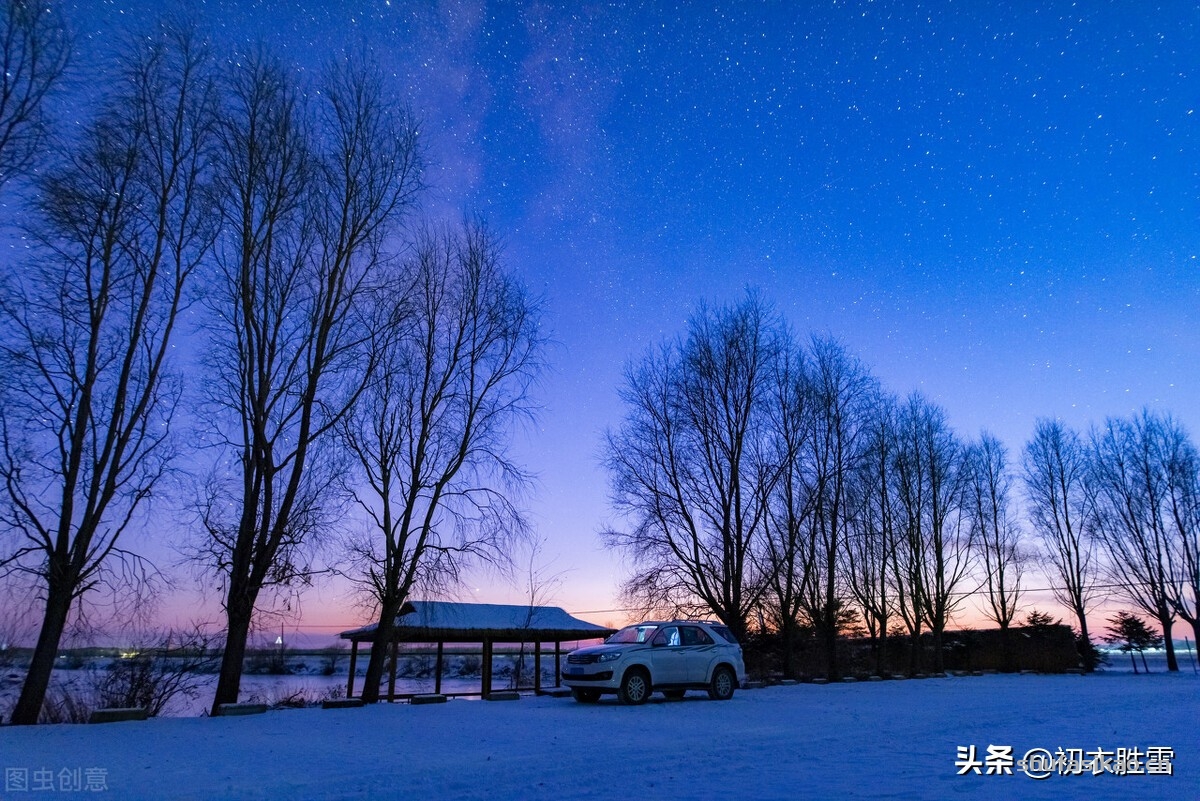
left=607, top=624, right=659, bottom=644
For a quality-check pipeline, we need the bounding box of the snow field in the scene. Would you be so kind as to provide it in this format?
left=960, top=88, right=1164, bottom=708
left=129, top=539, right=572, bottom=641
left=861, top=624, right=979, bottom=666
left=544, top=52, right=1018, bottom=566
left=0, top=672, right=1194, bottom=800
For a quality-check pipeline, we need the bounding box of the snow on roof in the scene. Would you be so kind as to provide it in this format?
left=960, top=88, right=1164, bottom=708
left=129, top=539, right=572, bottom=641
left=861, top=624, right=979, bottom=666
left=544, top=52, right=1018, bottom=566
left=339, top=601, right=614, bottom=642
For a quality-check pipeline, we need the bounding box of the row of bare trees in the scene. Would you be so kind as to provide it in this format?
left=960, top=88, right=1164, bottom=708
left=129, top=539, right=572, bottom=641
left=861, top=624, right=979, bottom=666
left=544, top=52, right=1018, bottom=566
left=0, top=8, right=542, bottom=723
left=604, top=294, right=1200, bottom=677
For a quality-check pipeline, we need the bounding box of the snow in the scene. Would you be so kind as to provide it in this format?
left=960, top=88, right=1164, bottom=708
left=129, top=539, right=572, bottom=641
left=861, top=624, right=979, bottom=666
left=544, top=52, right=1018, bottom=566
left=2, top=673, right=1194, bottom=800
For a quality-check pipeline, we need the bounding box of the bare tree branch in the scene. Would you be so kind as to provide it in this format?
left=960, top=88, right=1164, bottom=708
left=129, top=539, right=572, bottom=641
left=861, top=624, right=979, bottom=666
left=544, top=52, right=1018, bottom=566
left=965, top=432, right=1025, bottom=634
left=197, top=50, right=421, bottom=714
left=603, top=294, right=782, bottom=639
left=336, top=219, right=544, bottom=703
left=0, top=0, right=69, bottom=189
left=1023, top=418, right=1101, bottom=663
left=0, top=20, right=216, bottom=724
left=1088, top=410, right=1188, bottom=671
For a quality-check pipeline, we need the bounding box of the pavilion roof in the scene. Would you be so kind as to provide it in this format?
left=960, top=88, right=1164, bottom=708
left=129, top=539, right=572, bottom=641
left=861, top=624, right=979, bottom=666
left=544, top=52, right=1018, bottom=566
left=339, top=601, right=615, bottom=644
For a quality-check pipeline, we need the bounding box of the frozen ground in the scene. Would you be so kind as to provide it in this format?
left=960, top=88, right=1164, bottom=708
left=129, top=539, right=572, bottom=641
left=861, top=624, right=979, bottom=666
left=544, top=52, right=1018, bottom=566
left=1, top=672, right=1194, bottom=800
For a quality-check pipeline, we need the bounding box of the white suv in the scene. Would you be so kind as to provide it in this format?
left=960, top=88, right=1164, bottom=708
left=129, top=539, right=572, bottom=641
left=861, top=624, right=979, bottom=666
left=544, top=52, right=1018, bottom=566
left=562, top=620, right=746, bottom=704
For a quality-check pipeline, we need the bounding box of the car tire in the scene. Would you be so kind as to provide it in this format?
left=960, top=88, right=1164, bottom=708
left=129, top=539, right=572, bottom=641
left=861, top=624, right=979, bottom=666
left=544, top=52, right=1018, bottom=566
left=618, top=668, right=651, bottom=705
left=662, top=689, right=685, bottom=700
left=708, top=665, right=736, bottom=701
left=571, top=688, right=600, bottom=703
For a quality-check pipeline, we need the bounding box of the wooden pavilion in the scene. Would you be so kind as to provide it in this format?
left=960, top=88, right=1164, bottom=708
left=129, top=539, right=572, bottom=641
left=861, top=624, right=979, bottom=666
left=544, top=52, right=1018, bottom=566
left=339, top=601, right=615, bottom=701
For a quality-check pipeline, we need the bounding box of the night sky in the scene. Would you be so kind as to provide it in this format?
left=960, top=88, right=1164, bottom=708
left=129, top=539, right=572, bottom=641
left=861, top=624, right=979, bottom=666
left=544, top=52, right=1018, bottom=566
left=63, top=1, right=1199, bottom=635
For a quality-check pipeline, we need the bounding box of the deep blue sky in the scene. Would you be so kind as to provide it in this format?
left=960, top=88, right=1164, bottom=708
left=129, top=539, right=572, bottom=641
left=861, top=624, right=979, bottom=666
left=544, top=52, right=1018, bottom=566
left=65, top=1, right=1199, bottom=633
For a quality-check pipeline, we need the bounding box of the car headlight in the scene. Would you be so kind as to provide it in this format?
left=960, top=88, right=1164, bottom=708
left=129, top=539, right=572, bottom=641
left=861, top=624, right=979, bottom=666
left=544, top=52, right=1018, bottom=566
left=596, top=652, right=622, bottom=662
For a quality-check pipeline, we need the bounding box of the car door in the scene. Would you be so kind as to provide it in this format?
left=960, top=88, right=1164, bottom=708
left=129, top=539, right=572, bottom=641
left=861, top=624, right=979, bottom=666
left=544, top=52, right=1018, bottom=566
left=678, top=625, right=717, bottom=682
left=648, top=625, right=689, bottom=684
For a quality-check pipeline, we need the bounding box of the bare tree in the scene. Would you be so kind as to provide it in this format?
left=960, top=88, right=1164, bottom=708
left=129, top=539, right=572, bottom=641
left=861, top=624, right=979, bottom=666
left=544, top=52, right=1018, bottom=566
left=603, top=295, right=782, bottom=639
left=199, top=52, right=421, bottom=714
left=965, top=432, right=1024, bottom=631
left=793, top=337, right=876, bottom=680
left=337, top=221, right=543, bottom=704
left=1159, top=419, right=1200, bottom=647
left=757, top=329, right=814, bottom=678
left=0, top=24, right=216, bottom=724
left=890, top=394, right=972, bottom=673
left=1022, top=418, right=1101, bottom=666
left=1088, top=411, right=1180, bottom=671
left=844, top=393, right=899, bottom=676
left=0, top=0, right=69, bottom=189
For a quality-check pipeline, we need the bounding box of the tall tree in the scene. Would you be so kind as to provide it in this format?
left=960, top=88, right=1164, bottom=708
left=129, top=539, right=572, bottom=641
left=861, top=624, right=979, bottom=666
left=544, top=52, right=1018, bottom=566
left=965, top=432, right=1024, bottom=631
left=891, top=394, right=972, bottom=673
left=1022, top=418, right=1101, bottom=666
left=0, top=23, right=216, bottom=724
left=199, top=53, right=420, bottom=714
left=758, top=329, right=814, bottom=678
left=603, top=295, right=782, bottom=639
left=1088, top=411, right=1180, bottom=671
left=337, top=221, right=543, bottom=704
left=0, top=0, right=69, bottom=190
left=844, top=393, right=899, bottom=676
left=1157, top=417, right=1200, bottom=648
left=794, top=337, right=876, bottom=680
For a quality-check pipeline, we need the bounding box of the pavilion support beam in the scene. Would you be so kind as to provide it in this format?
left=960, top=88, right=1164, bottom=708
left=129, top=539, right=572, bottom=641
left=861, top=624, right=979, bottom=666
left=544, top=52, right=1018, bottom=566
left=482, top=639, right=493, bottom=696
left=435, top=641, right=444, bottom=695
left=388, top=640, right=399, bottom=702
left=555, top=642, right=562, bottom=688
left=347, top=641, right=359, bottom=698
left=534, top=642, right=542, bottom=694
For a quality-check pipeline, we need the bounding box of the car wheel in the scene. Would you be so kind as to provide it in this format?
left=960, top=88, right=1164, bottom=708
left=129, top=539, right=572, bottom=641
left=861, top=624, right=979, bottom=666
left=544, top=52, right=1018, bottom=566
left=708, top=665, right=735, bottom=701
left=662, top=689, right=685, bottom=700
left=618, top=668, right=651, bottom=705
left=571, top=688, right=600, bottom=703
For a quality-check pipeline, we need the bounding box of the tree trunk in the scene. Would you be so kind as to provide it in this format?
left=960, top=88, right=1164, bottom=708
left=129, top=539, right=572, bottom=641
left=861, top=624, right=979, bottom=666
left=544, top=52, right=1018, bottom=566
left=1130, top=651, right=1138, bottom=673
left=823, top=612, right=840, bottom=681
left=875, top=623, right=888, bottom=677
left=779, top=619, right=796, bottom=680
left=10, top=586, right=74, bottom=725
left=360, top=602, right=401, bottom=704
left=1076, top=608, right=1095, bottom=672
left=1160, top=616, right=1179, bottom=672
left=210, top=592, right=254, bottom=715
left=908, top=630, right=921, bottom=675
left=1076, top=611, right=1090, bottom=646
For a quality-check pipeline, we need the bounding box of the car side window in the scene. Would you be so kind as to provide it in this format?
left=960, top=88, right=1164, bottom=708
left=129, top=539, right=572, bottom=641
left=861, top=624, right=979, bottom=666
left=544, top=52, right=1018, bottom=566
left=652, top=626, right=680, bottom=647
left=682, top=626, right=713, bottom=646
left=710, top=625, right=739, bottom=644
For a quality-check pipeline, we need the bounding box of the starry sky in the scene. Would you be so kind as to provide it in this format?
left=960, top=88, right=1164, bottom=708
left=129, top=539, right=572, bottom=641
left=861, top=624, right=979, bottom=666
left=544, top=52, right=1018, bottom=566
left=61, top=1, right=1199, bottom=637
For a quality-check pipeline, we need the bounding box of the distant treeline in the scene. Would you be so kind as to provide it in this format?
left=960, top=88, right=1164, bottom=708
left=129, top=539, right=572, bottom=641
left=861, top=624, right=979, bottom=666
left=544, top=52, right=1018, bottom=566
left=602, top=294, right=1199, bottom=679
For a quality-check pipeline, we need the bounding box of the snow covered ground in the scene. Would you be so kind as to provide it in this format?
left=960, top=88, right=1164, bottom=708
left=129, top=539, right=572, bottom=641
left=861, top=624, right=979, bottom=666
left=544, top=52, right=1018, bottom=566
left=1, top=672, right=1194, bottom=800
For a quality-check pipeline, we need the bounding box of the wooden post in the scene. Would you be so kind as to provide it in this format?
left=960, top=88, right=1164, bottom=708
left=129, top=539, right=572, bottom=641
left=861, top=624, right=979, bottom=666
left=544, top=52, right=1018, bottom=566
left=388, top=640, right=399, bottom=702
left=554, top=641, right=562, bottom=688
left=435, top=641, right=444, bottom=695
left=534, top=641, right=542, bottom=694
left=482, top=639, right=492, bottom=696
left=347, top=641, right=358, bottom=698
